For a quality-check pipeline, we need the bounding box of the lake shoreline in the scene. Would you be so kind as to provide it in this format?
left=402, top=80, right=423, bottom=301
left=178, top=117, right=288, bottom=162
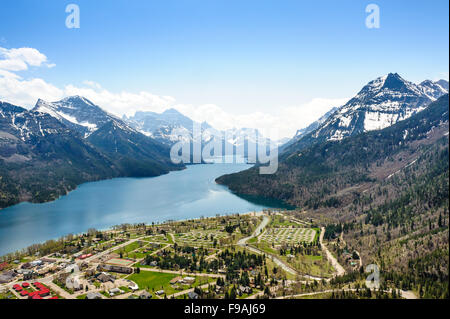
left=0, top=209, right=271, bottom=258
left=0, top=163, right=283, bottom=256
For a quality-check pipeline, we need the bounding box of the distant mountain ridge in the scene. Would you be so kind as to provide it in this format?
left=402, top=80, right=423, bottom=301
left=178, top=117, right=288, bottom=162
left=33, top=96, right=118, bottom=138
left=124, top=108, right=212, bottom=145
left=0, top=97, right=182, bottom=208
left=124, top=108, right=279, bottom=161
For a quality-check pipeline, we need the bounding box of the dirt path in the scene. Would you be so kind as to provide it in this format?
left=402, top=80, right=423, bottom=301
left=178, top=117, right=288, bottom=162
left=238, top=215, right=325, bottom=281
left=320, top=227, right=346, bottom=277
left=237, top=216, right=298, bottom=276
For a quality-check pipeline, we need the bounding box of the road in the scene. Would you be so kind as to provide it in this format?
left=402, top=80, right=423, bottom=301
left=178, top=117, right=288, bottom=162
left=238, top=215, right=325, bottom=281
left=237, top=216, right=297, bottom=276
left=320, top=227, right=346, bottom=277
left=237, top=215, right=270, bottom=246
left=138, top=267, right=225, bottom=278
left=276, top=288, right=417, bottom=299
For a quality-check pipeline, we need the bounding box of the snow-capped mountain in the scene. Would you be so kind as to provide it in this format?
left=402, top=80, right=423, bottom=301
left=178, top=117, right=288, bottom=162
left=0, top=101, right=75, bottom=144
left=124, top=108, right=212, bottom=145
left=419, top=79, right=449, bottom=100
left=0, top=100, right=112, bottom=174
left=0, top=98, right=182, bottom=208
left=32, top=95, right=179, bottom=171
left=124, top=109, right=277, bottom=155
left=279, top=106, right=339, bottom=151
left=309, top=73, right=447, bottom=142
left=281, top=73, right=448, bottom=155
left=293, top=107, right=338, bottom=140
left=33, top=96, right=118, bottom=137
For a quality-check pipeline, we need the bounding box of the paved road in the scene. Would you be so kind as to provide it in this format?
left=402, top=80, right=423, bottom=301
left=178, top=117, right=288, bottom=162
left=237, top=215, right=270, bottom=246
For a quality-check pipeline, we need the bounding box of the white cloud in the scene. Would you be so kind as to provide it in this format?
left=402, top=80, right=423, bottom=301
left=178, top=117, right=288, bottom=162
left=174, top=97, right=348, bottom=139
left=0, top=75, right=64, bottom=107
left=64, top=84, right=175, bottom=116
left=0, top=47, right=51, bottom=72
left=0, top=46, right=348, bottom=139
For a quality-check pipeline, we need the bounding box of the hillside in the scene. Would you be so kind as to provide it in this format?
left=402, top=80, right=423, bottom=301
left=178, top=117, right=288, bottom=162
left=217, top=94, right=449, bottom=298
left=216, top=94, right=449, bottom=209
left=0, top=99, right=183, bottom=208
left=281, top=74, right=447, bottom=155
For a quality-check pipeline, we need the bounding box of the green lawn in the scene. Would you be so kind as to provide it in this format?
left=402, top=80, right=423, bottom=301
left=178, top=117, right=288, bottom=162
left=127, top=271, right=213, bottom=296
left=113, top=241, right=145, bottom=255
left=270, top=215, right=303, bottom=228
left=127, top=271, right=178, bottom=295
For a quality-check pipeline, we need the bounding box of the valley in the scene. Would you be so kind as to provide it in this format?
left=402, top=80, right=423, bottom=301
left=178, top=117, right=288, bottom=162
left=0, top=210, right=414, bottom=300
left=0, top=74, right=449, bottom=300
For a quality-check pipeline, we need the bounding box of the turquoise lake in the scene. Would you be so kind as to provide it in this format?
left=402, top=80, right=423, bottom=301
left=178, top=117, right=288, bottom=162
left=0, top=162, right=286, bottom=256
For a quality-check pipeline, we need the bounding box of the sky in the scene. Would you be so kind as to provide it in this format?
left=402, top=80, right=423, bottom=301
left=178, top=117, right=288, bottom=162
left=0, top=0, right=448, bottom=139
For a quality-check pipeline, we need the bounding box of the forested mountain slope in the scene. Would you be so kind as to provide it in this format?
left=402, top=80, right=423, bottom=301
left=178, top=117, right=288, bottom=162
left=218, top=94, right=449, bottom=299
left=216, top=94, right=449, bottom=209
left=0, top=99, right=183, bottom=208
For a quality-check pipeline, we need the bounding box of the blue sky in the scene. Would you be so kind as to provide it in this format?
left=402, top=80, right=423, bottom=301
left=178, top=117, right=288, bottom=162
left=0, top=0, right=448, bottom=137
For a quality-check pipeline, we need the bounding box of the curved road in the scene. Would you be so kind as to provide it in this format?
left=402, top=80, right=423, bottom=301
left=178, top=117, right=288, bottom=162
left=238, top=216, right=324, bottom=281
left=320, top=227, right=346, bottom=277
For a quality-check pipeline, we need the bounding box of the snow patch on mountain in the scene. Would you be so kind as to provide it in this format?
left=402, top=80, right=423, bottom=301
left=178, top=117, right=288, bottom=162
left=312, top=73, right=448, bottom=142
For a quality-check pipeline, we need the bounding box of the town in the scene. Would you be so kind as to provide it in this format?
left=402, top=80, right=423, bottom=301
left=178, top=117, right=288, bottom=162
left=0, top=210, right=406, bottom=300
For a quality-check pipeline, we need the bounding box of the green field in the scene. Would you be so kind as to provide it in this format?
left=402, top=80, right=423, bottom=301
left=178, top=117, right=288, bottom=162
left=127, top=271, right=178, bottom=295
left=143, top=234, right=170, bottom=243
left=113, top=241, right=146, bottom=255
left=127, top=271, right=212, bottom=296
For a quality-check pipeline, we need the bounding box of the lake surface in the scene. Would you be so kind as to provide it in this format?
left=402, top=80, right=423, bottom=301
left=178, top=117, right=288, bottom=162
left=0, top=162, right=286, bottom=256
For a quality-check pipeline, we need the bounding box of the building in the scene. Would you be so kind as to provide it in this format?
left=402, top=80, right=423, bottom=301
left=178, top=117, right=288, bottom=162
left=97, top=272, right=115, bottom=283
left=239, top=286, right=253, bottom=295
left=109, top=287, right=122, bottom=296
left=188, top=291, right=199, bottom=299
left=128, top=282, right=139, bottom=291
left=139, top=291, right=152, bottom=299
left=21, top=263, right=32, bottom=269
left=23, top=270, right=34, bottom=280
left=86, top=292, right=102, bottom=299
left=183, top=276, right=195, bottom=284
left=66, top=275, right=83, bottom=291
left=97, top=264, right=133, bottom=274
left=0, top=270, right=16, bottom=284
left=170, top=276, right=182, bottom=285
left=30, top=260, right=43, bottom=267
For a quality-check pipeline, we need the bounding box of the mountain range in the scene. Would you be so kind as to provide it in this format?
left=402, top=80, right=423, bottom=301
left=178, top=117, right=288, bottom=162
left=124, top=108, right=279, bottom=162
left=0, top=73, right=448, bottom=209
left=216, top=74, right=449, bottom=208
left=0, top=97, right=182, bottom=208
left=282, top=73, right=448, bottom=154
